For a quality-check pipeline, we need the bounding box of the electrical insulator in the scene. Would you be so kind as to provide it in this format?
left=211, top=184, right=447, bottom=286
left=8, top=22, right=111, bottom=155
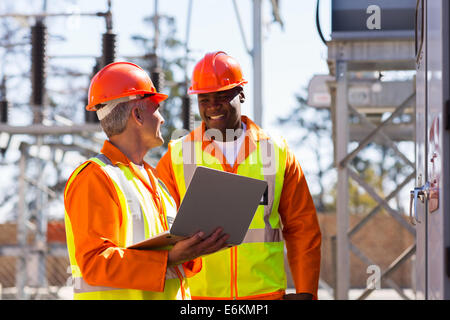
left=0, top=100, right=8, bottom=124
left=31, top=20, right=47, bottom=123
left=151, top=68, right=165, bottom=94
left=85, top=60, right=101, bottom=123
left=182, top=95, right=192, bottom=131
left=101, top=32, right=116, bottom=67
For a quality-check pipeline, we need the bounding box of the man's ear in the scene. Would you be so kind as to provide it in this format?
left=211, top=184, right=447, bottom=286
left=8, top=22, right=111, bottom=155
left=131, top=106, right=144, bottom=125
left=239, top=89, right=245, bottom=103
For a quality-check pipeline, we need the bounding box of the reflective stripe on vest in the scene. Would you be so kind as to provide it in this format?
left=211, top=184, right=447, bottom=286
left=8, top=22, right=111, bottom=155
left=94, top=154, right=146, bottom=244
left=72, top=266, right=187, bottom=293
left=170, top=134, right=287, bottom=299
left=65, top=154, right=188, bottom=300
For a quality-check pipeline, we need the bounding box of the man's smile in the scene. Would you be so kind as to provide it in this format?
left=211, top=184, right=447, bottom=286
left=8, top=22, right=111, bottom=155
left=208, top=113, right=226, bottom=120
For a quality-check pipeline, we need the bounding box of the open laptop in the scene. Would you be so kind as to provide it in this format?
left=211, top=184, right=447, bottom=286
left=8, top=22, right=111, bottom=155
left=128, top=166, right=268, bottom=250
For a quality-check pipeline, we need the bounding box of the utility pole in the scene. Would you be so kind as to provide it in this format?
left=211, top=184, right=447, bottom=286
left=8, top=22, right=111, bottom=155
left=233, top=0, right=282, bottom=127
left=153, top=0, right=159, bottom=58
left=182, top=0, right=194, bottom=131
left=252, top=0, right=263, bottom=127
left=335, top=61, right=350, bottom=300
left=151, top=0, right=164, bottom=94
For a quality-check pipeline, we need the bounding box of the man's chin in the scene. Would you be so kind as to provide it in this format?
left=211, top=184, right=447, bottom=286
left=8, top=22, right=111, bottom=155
left=205, top=120, right=227, bottom=131
left=151, top=137, right=164, bottom=148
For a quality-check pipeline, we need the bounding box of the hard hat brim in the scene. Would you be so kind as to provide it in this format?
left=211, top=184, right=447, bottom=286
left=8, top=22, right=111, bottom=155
left=86, top=91, right=168, bottom=111
left=187, top=80, right=248, bottom=95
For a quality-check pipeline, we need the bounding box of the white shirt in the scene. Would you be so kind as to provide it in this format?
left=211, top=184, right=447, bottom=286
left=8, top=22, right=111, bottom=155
left=213, top=122, right=246, bottom=166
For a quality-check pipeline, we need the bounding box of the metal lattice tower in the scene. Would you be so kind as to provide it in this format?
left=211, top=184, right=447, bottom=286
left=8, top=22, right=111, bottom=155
left=314, top=0, right=418, bottom=299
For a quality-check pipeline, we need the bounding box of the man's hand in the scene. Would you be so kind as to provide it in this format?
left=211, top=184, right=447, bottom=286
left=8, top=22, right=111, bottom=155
left=283, top=293, right=314, bottom=300
left=168, top=227, right=229, bottom=266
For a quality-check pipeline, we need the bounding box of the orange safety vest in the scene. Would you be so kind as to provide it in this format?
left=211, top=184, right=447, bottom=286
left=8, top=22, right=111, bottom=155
left=168, top=131, right=288, bottom=299
left=65, top=153, right=189, bottom=300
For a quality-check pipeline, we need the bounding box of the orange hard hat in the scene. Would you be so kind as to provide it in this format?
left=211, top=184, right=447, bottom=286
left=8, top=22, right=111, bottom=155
left=188, top=51, right=248, bottom=95
left=86, top=61, right=168, bottom=111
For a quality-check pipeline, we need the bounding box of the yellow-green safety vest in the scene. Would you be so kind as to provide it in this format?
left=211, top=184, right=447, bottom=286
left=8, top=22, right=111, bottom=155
left=64, top=153, right=190, bottom=300
left=169, top=136, right=287, bottom=299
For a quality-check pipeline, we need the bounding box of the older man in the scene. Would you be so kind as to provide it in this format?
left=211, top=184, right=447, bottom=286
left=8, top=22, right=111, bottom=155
left=64, top=61, right=228, bottom=300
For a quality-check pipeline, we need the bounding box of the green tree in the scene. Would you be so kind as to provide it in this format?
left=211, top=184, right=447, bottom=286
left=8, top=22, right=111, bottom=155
left=277, top=91, right=333, bottom=212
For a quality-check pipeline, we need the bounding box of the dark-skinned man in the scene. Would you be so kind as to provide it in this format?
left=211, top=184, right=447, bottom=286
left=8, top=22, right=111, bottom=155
left=157, top=51, right=321, bottom=300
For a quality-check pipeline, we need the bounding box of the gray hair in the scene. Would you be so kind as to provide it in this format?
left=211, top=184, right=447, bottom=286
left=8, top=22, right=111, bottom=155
left=99, top=97, right=147, bottom=137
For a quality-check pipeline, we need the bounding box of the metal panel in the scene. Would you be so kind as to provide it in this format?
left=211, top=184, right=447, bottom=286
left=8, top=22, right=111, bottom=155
left=331, top=0, right=416, bottom=40
left=426, top=0, right=443, bottom=300
left=252, top=0, right=263, bottom=127
left=308, top=75, right=415, bottom=113
left=414, top=0, right=427, bottom=300
left=327, top=40, right=416, bottom=74
left=426, top=0, right=450, bottom=300
left=413, top=0, right=450, bottom=300
left=442, top=0, right=450, bottom=301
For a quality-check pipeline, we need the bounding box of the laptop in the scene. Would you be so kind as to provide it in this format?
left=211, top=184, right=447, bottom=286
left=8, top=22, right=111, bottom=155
left=128, top=166, right=268, bottom=250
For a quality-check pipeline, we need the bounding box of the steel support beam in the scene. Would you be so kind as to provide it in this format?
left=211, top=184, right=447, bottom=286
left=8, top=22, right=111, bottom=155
left=349, top=123, right=414, bottom=143
left=349, top=243, right=410, bottom=300
left=0, top=243, right=67, bottom=257
left=340, top=93, right=415, bottom=167
left=16, top=145, right=28, bottom=299
left=0, top=123, right=101, bottom=135
left=348, top=172, right=415, bottom=238
left=357, top=244, right=416, bottom=300
left=252, top=0, right=263, bottom=126
left=335, top=60, right=350, bottom=299
left=348, top=168, right=415, bottom=235
left=348, top=104, right=414, bottom=167
left=327, top=40, right=415, bottom=74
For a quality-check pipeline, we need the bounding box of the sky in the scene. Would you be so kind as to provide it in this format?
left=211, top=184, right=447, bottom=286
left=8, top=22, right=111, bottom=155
left=1, top=0, right=332, bottom=195
left=46, top=0, right=332, bottom=132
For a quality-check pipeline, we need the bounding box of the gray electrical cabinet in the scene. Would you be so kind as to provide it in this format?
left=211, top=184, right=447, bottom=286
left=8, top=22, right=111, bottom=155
left=412, top=0, right=450, bottom=300
left=331, top=0, right=416, bottom=40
